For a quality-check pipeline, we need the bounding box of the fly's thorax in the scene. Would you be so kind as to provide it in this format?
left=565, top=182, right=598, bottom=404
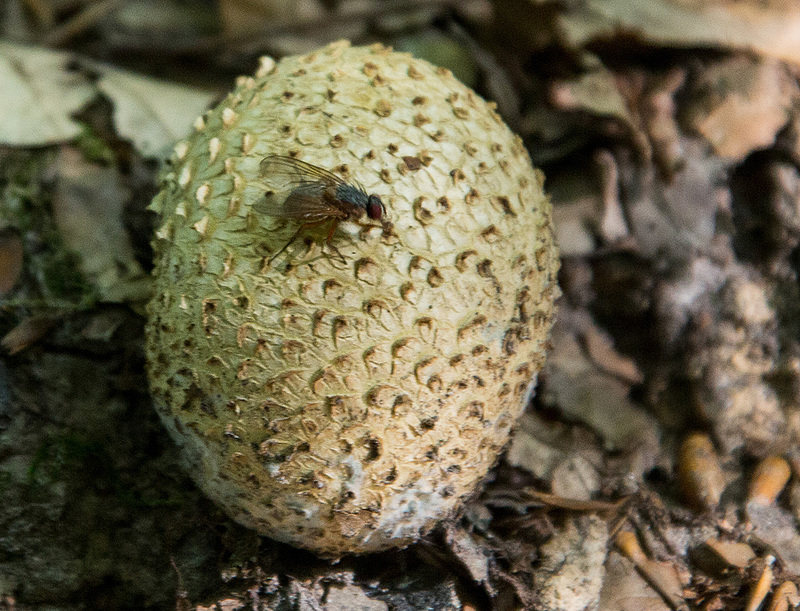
left=335, top=183, right=370, bottom=210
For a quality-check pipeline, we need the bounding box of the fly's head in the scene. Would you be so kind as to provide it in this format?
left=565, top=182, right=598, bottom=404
left=366, top=194, right=385, bottom=222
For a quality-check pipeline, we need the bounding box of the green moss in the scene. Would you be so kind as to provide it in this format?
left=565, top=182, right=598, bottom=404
left=75, top=123, right=116, bottom=166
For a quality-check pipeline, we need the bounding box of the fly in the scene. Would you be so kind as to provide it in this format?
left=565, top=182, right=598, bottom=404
left=257, top=155, right=387, bottom=264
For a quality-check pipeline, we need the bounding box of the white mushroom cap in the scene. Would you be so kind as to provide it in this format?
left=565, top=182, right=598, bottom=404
left=146, top=41, right=559, bottom=556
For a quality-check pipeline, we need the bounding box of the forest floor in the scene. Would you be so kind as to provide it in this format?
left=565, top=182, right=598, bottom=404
left=2, top=1, right=800, bottom=609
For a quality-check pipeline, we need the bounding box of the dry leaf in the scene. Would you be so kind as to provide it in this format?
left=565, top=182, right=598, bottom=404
left=582, top=323, right=643, bottom=385
left=542, top=322, right=659, bottom=452
left=549, top=55, right=634, bottom=126
left=96, top=65, right=216, bottom=158
left=702, top=538, right=756, bottom=570
left=553, top=0, right=800, bottom=67
left=683, top=57, right=796, bottom=161
left=616, top=531, right=688, bottom=610
left=53, top=147, right=151, bottom=302
left=600, top=551, right=671, bottom=611
left=0, top=41, right=94, bottom=146
left=550, top=455, right=602, bottom=501
left=506, top=413, right=568, bottom=478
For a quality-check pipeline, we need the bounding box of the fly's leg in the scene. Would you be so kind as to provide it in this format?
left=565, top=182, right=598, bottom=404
left=323, top=220, right=347, bottom=264
left=268, top=219, right=340, bottom=266
left=325, top=221, right=338, bottom=243
left=267, top=224, right=306, bottom=265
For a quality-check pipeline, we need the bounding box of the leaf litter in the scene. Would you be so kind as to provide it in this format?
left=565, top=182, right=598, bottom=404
left=2, top=0, right=800, bottom=609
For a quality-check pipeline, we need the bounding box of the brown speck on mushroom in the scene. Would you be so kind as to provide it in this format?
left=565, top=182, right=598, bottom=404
left=402, top=156, right=422, bottom=171
left=408, top=65, right=424, bottom=80
left=450, top=169, right=467, bottom=184
left=414, top=114, right=431, bottom=127
left=374, top=99, right=392, bottom=117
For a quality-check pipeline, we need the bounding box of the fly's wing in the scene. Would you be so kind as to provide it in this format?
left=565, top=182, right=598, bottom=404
left=260, top=155, right=344, bottom=189
left=257, top=187, right=346, bottom=222
left=255, top=156, right=347, bottom=221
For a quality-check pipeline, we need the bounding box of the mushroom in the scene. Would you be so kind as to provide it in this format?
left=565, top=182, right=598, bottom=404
left=146, top=40, right=559, bottom=557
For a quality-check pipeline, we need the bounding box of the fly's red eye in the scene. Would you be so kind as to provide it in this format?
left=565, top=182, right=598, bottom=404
left=366, top=195, right=384, bottom=220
